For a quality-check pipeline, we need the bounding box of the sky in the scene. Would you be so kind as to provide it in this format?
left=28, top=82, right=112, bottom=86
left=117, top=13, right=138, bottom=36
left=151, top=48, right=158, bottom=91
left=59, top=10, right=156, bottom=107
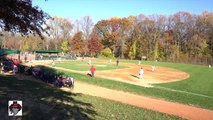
left=33, top=0, right=213, bottom=23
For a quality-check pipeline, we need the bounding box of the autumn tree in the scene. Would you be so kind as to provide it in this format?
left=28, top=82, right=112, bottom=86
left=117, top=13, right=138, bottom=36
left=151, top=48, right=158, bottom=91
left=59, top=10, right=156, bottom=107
left=195, top=11, right=213, bottom=57
left=70, top=31, right=84, bottom=54
left=166, top=12, right=193, bottom=61
left=87, top=32, right=102, bottom=56
left=94, top=17, right=131, bottom=58
left=126, top=14, right=147, bottom=59
left=68, top=11, right=213, bottom=64
left=94, top=19, right=118, bottom=50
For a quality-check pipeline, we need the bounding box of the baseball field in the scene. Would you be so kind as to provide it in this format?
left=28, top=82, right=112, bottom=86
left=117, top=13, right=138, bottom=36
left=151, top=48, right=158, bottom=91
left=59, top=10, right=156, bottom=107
left=1, top=58, right=213, bottom=120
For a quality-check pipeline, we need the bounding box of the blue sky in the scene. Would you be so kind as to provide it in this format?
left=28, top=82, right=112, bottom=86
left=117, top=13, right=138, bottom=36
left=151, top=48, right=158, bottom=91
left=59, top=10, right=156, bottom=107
left=33, top=0, right=213, bottom=23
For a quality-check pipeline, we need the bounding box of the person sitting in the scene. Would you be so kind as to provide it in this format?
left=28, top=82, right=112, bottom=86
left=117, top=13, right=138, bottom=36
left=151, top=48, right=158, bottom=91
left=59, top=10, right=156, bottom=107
left=13, top=59, right=19, bottom=66
left=13, top=64, right=18, bottom=74
left=59, top=75, right=65, bottom=87
left=66, top=77, right=74, bottom=88
left=1, top=63, right=4, bottom=73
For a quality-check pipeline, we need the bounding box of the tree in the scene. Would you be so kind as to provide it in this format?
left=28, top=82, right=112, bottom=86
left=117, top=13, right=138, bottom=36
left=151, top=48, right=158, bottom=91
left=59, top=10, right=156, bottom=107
left=47, top=16, right=73, bottom=50
left=60, top=18, right=73, bottom=40
left=70, top=31, right=84, bottom=54
left=79, top=16, right=94, bottom=54
left=0, top=32, right=21, bottom=49
left=60, top=40, right=69, bottom=53
left=0, top=0, right=50, bottom=39
left=88, top=32, right=102, bottom=56
left=100, top=48, right=113, bottom=58
left=80, top=16, right=94, bottom=41
left=168, top=12, right=193, bottom=61
left=94, top=17, right=131, bottom=58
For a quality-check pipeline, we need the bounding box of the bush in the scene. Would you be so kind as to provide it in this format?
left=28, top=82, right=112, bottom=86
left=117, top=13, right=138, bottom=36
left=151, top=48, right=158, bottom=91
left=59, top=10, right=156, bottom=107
left=100, top=48, right=114, bottom=58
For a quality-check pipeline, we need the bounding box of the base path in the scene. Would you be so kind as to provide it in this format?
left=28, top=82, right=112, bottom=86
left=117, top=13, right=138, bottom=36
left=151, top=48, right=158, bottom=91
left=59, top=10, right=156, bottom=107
left=63, top=81, right=213, bottom=120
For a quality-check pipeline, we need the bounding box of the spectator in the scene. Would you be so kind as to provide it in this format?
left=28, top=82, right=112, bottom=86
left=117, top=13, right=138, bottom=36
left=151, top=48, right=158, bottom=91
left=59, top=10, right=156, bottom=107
left=13, top=64, right=18, bottom=74
left=24, top=54, right=27, bottom=63
left=13, top=59, right=19, bottom=66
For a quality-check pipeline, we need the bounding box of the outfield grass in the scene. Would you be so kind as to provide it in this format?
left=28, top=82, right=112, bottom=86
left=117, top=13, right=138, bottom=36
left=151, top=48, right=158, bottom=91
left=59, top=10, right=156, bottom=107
left=0, top=75, right=184, bottom=120
left=46, top=59, right=213, bottom=110
left=55, top=60, right=128, bottom=71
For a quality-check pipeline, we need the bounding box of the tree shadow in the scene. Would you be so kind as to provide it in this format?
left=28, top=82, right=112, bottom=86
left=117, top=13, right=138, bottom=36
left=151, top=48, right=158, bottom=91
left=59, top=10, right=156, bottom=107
left=0, top=72, right=97, bottom=120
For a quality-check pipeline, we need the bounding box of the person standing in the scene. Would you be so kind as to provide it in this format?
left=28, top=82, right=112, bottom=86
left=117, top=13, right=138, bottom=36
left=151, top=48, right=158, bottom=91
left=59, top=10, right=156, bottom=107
left=90, top=65, right=96, bottom=78
left=139, top=67, right=144, bottom=79
left=138, top=60, right=141, bottom=65
left=116, top=59, right=119, bottom=66
left=52, top=60, right=55, bottom=67
left=24, top=54, right=27, bottom=63
left=18, top=54, right=20, bottom=63
left=88, top=59, right=92, bottom=65
left=151, top=65, right=155, bottom=72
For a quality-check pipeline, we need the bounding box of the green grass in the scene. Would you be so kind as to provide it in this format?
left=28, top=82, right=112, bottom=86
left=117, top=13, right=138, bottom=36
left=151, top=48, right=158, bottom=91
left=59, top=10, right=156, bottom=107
left=0, top=75, right=184, bottom=120
left=45, top=59, right=213, bottom=110
left=55, top=60, right=128, bottom=71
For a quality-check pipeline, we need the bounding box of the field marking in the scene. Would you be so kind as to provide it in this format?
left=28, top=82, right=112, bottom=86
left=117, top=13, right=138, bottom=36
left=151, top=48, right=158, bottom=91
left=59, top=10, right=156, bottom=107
left=96, top=65, right=107, bottom=67
left=153, top=85, right=213, bottom=99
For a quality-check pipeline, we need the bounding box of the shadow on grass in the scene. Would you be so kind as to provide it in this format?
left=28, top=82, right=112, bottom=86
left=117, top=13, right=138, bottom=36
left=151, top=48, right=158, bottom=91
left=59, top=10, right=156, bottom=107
left=87, top=73, right=92, bottom=77
left=0, top=70, right=97, bottom=120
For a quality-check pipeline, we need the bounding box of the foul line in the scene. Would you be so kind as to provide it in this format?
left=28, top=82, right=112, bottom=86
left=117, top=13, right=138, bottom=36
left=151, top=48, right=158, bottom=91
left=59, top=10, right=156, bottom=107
left=153, top=85, right=213, bottom=99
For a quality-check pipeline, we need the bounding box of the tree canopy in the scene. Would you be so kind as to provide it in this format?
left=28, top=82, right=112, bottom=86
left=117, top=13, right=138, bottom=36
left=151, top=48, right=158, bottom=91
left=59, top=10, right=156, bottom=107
left=0, top=0, right=50, bottom=39
left=0, top=9, right=212, bottom=64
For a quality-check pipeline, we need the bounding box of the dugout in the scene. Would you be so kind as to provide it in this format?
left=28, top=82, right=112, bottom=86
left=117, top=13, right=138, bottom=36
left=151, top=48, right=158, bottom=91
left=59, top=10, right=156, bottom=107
left=34, top=50, right=60, bottom=60
left=0, top=49, right=21, bottom=68
left=0, top=49, right=21, bottom=56
left=0, top=49, right=21, bottom=61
